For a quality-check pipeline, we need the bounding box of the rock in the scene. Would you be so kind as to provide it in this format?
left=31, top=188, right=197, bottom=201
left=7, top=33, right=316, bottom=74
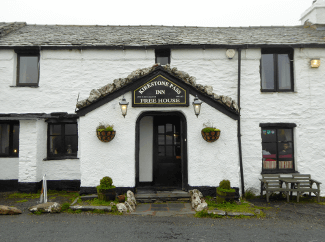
left=213, top=93, right=220, bottom=100
left=88, top=89, right=101, bottom=103
left=188, top=76, right=196, bottom=86
left=232, top=100, right=239, bottom=111
left=127, top=190, right=137, bottom=205
left=0, top=205, right=22, bottom=215
left=227, top=212, right=255, bottom=216
left=124, top=201, right=135, bottom=212
left=189, top=189, right=204, bottom=209
left=255, top=209, right=261, bottom=215
left=195, top=202, right=208, bottom=212
left=114, top=79, right=122, bottom=89
left=204, top=86, right=213, bottom=95
left=29, top=202, right=61, bottom=213
left=116, top=203, right=127, bottom=213
left=196, top=84, right=205, bottom=92
left=210, top=209, right=226, bottom=216
left=98, top=83, right=114, bottom=96
left=76, top=99, right=88, bottom=109
left=222, top=96, right=232, bottom=107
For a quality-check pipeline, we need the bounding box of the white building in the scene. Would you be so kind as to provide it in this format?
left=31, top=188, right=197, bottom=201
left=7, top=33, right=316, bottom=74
left=1, top=1, right=325, bottom=196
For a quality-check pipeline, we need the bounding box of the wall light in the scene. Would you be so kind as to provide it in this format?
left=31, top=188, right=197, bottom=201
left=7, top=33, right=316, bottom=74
left=311, top=59, right=321, bottom=68
left=192, top=95, right=202, bottom=118
left=119, top=96, right=129, bottom=118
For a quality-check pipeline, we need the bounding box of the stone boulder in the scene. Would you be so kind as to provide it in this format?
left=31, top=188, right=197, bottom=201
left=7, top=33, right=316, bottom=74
left=29, top=202, right=61, bottom=213
left=0, top=205, right=22, bottom=215
left=116, top=203, right=128, bottom=213
left=189, top=189, right=208, bottom=212
left=127, top=190, right=137, bottom=205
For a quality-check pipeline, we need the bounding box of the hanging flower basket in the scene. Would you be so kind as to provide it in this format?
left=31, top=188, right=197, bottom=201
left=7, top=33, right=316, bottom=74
left=96, top=130, right=116, bottom=142
left=96, top=124, right=115, bottom=142
left=201, top=127, right=221, bottom=143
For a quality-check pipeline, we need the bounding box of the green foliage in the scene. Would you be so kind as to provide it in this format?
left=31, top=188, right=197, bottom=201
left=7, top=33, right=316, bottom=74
left=219, top=179, right=231, bottom=190
left=97, top=124, right=114, bottom=132
left=97, top=176, right=115, bottom=190
left=31, top=210, right=43, bottom=215
left=217, top=187, right=236, bottom=193
left=61, top=202, right=71, bottom=212
left=244, top=189, right=256, bottom=200
left=202, top=127, right=220, bottom=133
left=195, top=210, right=222, bottom=218
left=88, top=198, right=117, bottom=206
left=16, top=199, right=28, bottom=203
left=8, top=192, right=40, bottom=199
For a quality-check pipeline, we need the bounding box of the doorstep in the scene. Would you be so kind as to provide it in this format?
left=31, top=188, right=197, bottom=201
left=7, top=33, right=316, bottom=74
left=135, top=187, right=191, bottom=203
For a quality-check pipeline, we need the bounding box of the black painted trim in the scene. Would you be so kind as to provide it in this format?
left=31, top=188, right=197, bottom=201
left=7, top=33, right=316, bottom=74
left=0, top=180, right=18, bottom=192
left=18, top=181, right=42, bottom=193
left=259, top=123, right=296, bottom=127
left=46, top=180, right=80, bottom=191
left=76, top=66, right=239, bottom=120
left=80, top=186, right=135, bottom=195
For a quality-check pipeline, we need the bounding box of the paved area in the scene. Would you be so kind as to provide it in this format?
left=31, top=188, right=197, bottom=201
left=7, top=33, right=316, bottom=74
left=131, top=203, right=195, bottom=216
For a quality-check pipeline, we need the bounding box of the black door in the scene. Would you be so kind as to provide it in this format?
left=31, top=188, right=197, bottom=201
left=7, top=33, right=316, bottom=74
left=153, top=115, right=182, bottom=187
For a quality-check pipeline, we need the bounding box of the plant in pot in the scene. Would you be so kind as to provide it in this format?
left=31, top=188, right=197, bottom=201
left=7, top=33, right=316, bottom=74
left=216, top=179, right=236, bottom=203
left=201, top=127, right=221, bottom=142
left=97, top=176, right=116, bottom=201
left=96, top=124, right=116, bottom=142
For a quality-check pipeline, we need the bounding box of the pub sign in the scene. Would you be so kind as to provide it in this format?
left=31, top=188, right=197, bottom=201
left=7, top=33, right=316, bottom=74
left=133, top=75, right=188, bottom=107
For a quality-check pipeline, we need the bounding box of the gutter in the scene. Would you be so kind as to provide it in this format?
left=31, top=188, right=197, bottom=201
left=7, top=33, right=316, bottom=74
left=237, top=48, right=245, bottom=197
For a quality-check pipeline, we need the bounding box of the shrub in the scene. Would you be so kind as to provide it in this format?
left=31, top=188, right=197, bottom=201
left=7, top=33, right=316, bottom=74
left=97, top=176, right=115, bottom=190
left=219, top=179, right=231, bottom=190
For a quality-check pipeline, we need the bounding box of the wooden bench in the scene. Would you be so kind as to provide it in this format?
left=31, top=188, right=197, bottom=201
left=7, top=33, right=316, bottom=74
left=260, top=174, right=322, bottom=202
left=260, top=174, right=294, bottom=202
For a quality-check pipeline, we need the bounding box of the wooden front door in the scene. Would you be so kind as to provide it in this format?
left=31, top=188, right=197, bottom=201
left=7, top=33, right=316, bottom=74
left=153, top=115, right=182, bottom=187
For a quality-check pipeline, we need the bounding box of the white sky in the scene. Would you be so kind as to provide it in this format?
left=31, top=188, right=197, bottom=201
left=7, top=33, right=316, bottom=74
left=1, top=0, right=313, bottom=27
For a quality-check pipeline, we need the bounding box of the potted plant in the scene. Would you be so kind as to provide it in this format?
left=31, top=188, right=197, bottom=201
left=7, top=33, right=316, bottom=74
left=96, top=124, right=116, bottom=142
left=201, top=127, right=221, bottom=142
left=216, top=179, right=236, bottom=203
left=97, top=176, right=116, bottom=201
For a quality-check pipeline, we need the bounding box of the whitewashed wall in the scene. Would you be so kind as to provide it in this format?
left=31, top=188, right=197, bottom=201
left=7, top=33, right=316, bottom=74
left=241, top=48, right=325, bottom=196
left=79, top=92, right=239, bottom=189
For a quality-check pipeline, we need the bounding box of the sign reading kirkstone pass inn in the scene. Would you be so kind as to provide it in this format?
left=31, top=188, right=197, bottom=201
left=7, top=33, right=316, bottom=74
left=133, top=75, right=188, bottom=107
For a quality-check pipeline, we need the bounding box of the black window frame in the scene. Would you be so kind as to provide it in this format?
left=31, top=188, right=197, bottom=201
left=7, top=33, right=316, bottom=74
left=46, top=119, right=78, bottom=160
left=260, top=48, right=294, bottom=92
left=0, top=121, right=19, bottom=158
left=260, top=123, right=296, bottom=174
left=155, top=49, right=170, bottom=65
left=16, top=50, right=40, bottom=87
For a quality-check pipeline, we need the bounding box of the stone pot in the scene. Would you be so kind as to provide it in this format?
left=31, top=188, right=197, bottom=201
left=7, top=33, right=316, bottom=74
left=96, top=130, right=116, bottom=142
left=201, top=130, right=221, bottom=142
left=97, top=188, right=116, bottom=201
left=216, top=188, right=236, bottom=203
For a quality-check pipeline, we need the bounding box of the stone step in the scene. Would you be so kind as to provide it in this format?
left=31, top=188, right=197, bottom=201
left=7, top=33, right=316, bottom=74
left=135, top=189, right=190, bottom=203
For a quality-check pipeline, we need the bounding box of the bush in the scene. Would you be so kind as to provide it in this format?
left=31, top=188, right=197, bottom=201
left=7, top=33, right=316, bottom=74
left=97, top=176, right=116, bottom=191
left=219, top=179, right=231, bottom=190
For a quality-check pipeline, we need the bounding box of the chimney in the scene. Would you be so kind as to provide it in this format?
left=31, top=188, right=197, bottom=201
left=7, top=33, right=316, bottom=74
left=300, top=0, right=325, bottom=25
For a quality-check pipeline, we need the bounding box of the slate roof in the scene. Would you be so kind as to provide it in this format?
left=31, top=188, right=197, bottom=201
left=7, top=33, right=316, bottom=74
left=0, top=24, right=325, bottom=47
left=0, top=22, right=26, bottom=38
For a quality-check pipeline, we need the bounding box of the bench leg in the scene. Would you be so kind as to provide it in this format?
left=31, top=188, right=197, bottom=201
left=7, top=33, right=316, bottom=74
left=260, top=182, right=264, bottom=199
left=286, top=191, right=289, bottom=202
left=266, top=191, right=270, bottom=203
left=297, top=192, right=300, bottom=202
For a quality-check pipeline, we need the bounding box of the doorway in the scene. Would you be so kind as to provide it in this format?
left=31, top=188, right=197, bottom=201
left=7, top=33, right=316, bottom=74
left=136, top=112, right=187, bottom=190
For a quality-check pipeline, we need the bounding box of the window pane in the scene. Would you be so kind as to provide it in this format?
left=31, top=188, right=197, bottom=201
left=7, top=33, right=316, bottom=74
left=65, top=124, right=77, bottom=135
left=261, top=54, right=274, bottom=90
left=278, top=142, right=293, bottom=159
left=158, top=125, right=164, bottom=134
left=0, top=124, right=9, bottom=155
left=262, top=143, right=277, bottom=169
left=166, top=123, right=173, bottom=133
left=277, top=129, right=292, bottom=142
left=158, top=135, right=164, bottom=145
left=65, top=136, right=78, bottom=155
left=50, top=124, right=61, bottom=135
left=12, top=124, right=19, bottom=156
left=166, top=134, right=173, bottom=145
left=19, top=56, right=39, bottom=84
left=50, top=136, right=62, bottom=155
left=157, top=57, right=168, bottom=65
left=261, top=129, right=276, bottom=142
left=278, top=54, right=291, bottom=90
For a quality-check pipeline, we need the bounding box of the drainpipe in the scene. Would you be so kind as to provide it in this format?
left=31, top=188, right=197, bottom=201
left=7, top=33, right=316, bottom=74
left=237, top=48, right=245, bottom=197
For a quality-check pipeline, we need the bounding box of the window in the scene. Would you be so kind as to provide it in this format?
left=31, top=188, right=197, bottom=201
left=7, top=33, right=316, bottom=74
left=16, top=51, right=39, bottom=86
left=0, top=121, right=19, bottom=157
left=155, top=49, right=170, bottom=65
left=260, top=123, right=296, bottom=173
left=261, top=48, right=293, bottom=92
left=47, top=122, right=78, bottom=159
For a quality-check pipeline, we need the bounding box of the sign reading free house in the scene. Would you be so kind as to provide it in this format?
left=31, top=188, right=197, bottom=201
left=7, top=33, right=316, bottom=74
left=133, top=75, right=188, bottom=107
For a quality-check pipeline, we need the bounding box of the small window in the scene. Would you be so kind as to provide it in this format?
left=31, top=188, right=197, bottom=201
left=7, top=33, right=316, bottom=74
left=47, top=122, right=78, bottom=159
left=0, top=121, right=19, bottom=157
left=260, top=124, right=295, bottom=173
left=16, top=52, right=40, bottom=86
left=155, top=49, right=170, bottom=65
left=261, top=48, right=293, bottom=92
